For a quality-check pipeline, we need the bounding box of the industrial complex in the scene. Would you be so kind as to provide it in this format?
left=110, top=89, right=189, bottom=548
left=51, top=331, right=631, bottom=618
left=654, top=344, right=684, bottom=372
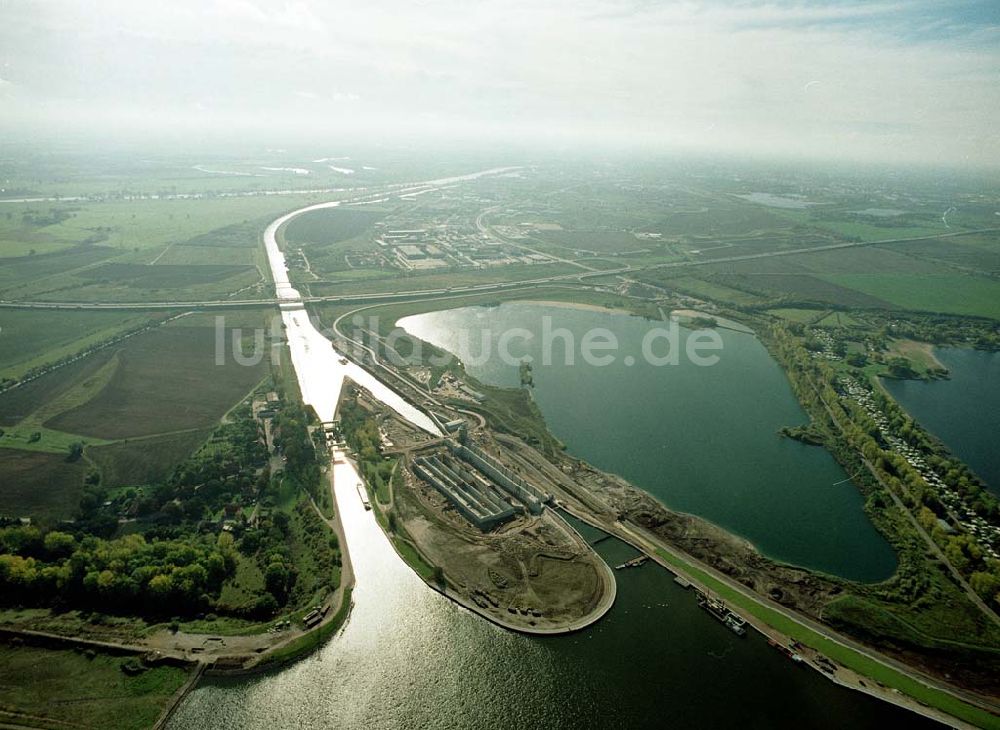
left=412, top=434, right=553, bottom=531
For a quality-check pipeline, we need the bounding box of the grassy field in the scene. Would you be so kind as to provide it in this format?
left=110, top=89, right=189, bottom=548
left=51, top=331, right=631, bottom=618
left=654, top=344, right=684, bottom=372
left=0, top=309, right=151, bottom=379
left=821, top=273, right=1000, bottom=320
left=884, top=339, right=944, bottom=374
left=283, top=207, right=384, bottom=246
left=307, top=262, right=582, bottom=297
left=654, top=548, right=1000, bottom=730
left=0, top=448, right=88, bottom=521
left=48, top=325, right=267, bottom=439
left=814, top=311, right=862, bottom=328
left=0, top=641, right=191, bottom=730
left=86, top=428, right=213, bottom=486
left=767, top=308, right=827, bottom=324
left=0, top=424, right=113, bottom=455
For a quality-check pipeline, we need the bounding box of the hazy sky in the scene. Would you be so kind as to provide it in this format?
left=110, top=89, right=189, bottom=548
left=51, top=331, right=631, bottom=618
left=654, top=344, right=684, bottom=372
left=1, top=0, right=998, bottom=167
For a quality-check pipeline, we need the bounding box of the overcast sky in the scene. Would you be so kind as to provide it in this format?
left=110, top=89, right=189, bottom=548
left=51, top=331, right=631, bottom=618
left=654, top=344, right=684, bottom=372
left=1, top=0, right=998, bottom=167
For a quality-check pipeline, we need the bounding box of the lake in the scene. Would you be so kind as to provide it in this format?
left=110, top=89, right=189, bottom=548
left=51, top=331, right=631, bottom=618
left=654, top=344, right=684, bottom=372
left=883, top=347, right=1000, bottom=497
left=399, top=302, right=896, bottom=582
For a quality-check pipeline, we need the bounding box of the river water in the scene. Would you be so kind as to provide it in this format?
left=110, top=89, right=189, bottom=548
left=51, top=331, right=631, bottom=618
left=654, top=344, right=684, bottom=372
left=169, top=448, right=926, bottom=729
left=883, top=347, right=1000, bottom=497
left=167, top=204, right=925, bottom=729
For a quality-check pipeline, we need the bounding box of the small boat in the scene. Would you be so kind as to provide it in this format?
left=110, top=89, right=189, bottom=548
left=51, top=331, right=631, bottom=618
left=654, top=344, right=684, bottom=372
left=697, top=590, right=747, bottom=637
left=356, top=483, right=371, bottom=510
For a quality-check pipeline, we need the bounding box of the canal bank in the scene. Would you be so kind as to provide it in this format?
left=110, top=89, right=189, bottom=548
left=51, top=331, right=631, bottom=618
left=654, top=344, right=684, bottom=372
left=558, top=504, right=990, bottom=729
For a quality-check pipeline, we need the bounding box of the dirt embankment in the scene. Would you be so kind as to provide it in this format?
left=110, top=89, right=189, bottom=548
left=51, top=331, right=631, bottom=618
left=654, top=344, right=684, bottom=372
left=562, top=457, right=843, bottom=617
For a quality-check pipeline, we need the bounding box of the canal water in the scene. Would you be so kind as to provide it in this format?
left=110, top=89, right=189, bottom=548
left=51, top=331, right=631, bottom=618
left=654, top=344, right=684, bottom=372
left=169, top=448, right=930, bottom=730
left=883, top=347, right=1000, bottom=497
left=171, top=212, right=920, bottom=729
left=399, top=302, right=896, bottom=582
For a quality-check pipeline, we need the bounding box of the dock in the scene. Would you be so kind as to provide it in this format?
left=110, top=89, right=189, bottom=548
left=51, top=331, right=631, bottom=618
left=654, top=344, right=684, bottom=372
left=768, top=638, right=805, bottom=664
left=673, top=575, right=691, bottom=589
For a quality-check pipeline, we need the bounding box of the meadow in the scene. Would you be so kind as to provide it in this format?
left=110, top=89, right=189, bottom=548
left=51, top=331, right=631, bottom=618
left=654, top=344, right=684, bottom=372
left=821, top=273, right=1000, bottom=320
left=283, top=207, right=385, bottom=246
left=0, top=641, right=191, bottom=730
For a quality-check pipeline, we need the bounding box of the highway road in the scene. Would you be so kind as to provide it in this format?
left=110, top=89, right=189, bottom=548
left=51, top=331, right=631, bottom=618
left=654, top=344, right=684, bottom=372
left=2, top=225, right=996, bottom=312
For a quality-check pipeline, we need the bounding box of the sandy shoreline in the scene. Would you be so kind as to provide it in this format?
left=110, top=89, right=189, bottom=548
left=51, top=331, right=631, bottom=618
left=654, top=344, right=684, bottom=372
left=517, top=299, right=626, bottom=315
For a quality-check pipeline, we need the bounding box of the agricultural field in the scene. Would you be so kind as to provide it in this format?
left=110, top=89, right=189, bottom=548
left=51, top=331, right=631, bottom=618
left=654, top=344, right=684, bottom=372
left=639, top=272, right=768, bottom=307
left=306, top=262, right=582, bottom=297
left=774, top=207, right=946, bottom=242
left=86, top=428, right=214, bottom=487
left=532, top=229, right=652, bottom=253
left=0, top=346, right=122, bottom=428
left=47, top=325, right=267, bottom=439
left=0, top=194, right=345, bottom=302
left=0, top=449, right=88, bottom=521
left=820, top=273, right=1000, bottom=320
left=879, top=232, right=1000, bottom=274
left=0, top=196, right=312, bottom=258
left=0, top=309, right=151, bottom=379
left=0, top=311, right=272, bottom=521
left=283, top=207, right=385, bottom=247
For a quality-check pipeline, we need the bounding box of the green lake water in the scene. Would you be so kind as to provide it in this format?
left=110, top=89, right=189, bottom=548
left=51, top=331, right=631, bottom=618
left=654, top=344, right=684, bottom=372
left=399, top=303, right=896, bottom=582
left=884, top=347, right=1000, bottom=497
